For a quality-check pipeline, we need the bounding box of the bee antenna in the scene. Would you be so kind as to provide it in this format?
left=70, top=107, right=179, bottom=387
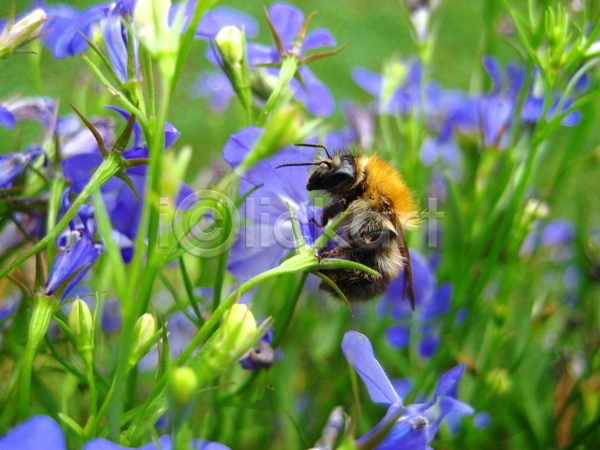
left=276, top=161, right=321, bottom=168
left=294, top=142, right=332, bottom=159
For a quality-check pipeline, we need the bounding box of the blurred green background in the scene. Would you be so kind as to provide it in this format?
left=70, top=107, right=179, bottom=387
left=1, top=0, right=598, bottom=220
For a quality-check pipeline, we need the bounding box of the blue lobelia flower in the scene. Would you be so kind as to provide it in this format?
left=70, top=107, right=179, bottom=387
left=0, top=103, right=15, bottom=129
left=222, top=127, right=321, bottom=281
left=99, top=1, right=140, bottom=82
left=45, top=202, right=101, bottom=298
left=476, top=57, right=525, bottom=150
left=203, top=2, right=338, bottom=117
left=0, top=414, right=231, bottom=450
left=379, top=250, right=452, bottom=359
left=0, top=145, right=43, bottom=190
left=41, top=3, right=109, bottom=59
left=353, top=60, right=441, bottom=117
left=0, top=415, right=66, bottom=449
left=192, top=70, right=236, bottom=113
left=40, top=1, right=140, bottom=82
left=84, top=436, right=231, bottom=450
left=195, top=5, right=259, bottom=39
left=341, top=331, right=473, bottom=449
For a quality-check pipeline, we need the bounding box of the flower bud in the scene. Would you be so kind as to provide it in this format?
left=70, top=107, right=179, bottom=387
left=221, top=304, right=258, bottom=353
left=68, top=299, right=94, bottom=351
left=485, top=368, right=512, bottom=395
left=128, top=313, right=158, bottom=369
left=170, top=366, right=199, bottom=406
left=0, top=9, right=47, bottom=59
left=133, top=0, right=174, bottom=57
left=215, top=26, right=244, bottom=66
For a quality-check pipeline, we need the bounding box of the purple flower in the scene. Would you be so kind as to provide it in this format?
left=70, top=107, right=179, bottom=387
left=0, top=414, right=230, bottom=450
left=353, top=60, right=440, bottom=117
left=0, top=145, right=43, bottom=190
left=203, top=2, right=337, bottom=116
left=379, top=250, right=451, bottom=359
left=41, top=3, right=109, bottom=58
left=99, top=2, right=139, bottom=82
left=5, top=96, right=57, bottom=133
left=239, top=326, right=276, bottom=370
left=84, top=436, right=231, bottom=450
left=0, top=415, right=66, bottom=449
left=192, top=71, right=235, bottom=112
left=541, top=219, right=575, bottom=247
left=195, top=6, right=259, bottom=38
left=341, top=331, right=473, bottom=448
left=0, top=103, right=15, bottom=129
left=138, top=309, right=198, bottom=372
left=45, top=204, right=100, bottom=298
left=222, top=127, right=321, bottom=281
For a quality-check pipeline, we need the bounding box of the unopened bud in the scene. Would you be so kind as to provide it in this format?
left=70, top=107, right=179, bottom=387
left=170, top=366, right=199, bottom=406
left=128, top=313, right=158, bottom=368
left=0, top=9, right=47, bottom=59
left=222, top=304, right=258, bottom=353
left=215, top=26, right=244, bottom=65
left=133, top=0, right=173, bottom=56
left=68, top=298, right=93, bottom=352
left=485, top=368, right=512, bottom=395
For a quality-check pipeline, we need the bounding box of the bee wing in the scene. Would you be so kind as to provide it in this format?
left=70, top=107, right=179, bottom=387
left=396, top=222, right=415, bottom=310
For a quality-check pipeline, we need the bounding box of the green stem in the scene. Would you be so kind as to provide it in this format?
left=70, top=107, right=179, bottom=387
left=255, top=57, right=299, bottom=127
left=0, top=155, right=121, bottom=280
left=19, top=295, right=57, bottom=419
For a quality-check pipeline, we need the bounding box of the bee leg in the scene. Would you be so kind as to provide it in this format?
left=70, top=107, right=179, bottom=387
left=309, top=217, right=324, bottom=227
left=321, top=199, right=349, bottom=226
left=319, top=246, right=344, bottom=259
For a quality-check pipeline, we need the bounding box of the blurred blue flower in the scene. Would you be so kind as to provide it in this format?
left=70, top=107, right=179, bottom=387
left=192, top=71, right=235, bottom=113
left=353, top=60, right=440, bottom=117
left=476, top=57, right=524, bottom=149
left=4, top=96, right=58, bottom=135
left=222, top=127, right=321, bottom=281
left=99, top=2, right=139, bottom=82
left=84, top=436, right=231, bottom=450
left=139, top=309, right=198, bottom=372
left=0, top=104, right=15, bottom=129
left=324, top=101, right=375, bottom=150
left=45, top=203, right=100, bottom=298
left=541, top=219, right=575, bottom=247
left=0, top=145, right=43, bottom=190
left=379, top=250, right=451, bottom=359
left=341, top=331, right=473, bottom=448
left=0, top=415, right=66, bottom=449
left=195, top=5, right=259, bottom=38
left=0, top=414, right=230, bottom=450
left=41, top=3, right=109, bottom=58
left=239, top=326, right=276, bottom=370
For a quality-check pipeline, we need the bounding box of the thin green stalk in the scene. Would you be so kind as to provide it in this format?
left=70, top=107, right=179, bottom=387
left=179, top=257, right=205, bottom=327
left=256, top=57, right=299, bottom=127
left=19, top=295, right=57, bottom=419
left=271, top=272, right=308, bottom=348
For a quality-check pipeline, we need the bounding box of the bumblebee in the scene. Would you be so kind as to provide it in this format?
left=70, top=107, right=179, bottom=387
left=278, top=144, right=418, bottom=307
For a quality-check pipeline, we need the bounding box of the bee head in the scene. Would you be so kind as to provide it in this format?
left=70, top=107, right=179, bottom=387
left=276, top=144, right=359, bottom=195
left=306, top=154, right=357, bottom=194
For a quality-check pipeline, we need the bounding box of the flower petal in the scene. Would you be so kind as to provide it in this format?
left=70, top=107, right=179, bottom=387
left=268, top=2, right=304, bottom=50
left=341, top=331, right=400, bottom=405
left=0, top=416, right=66, bottom=449
left=302, top=28, right=336, bottom=53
